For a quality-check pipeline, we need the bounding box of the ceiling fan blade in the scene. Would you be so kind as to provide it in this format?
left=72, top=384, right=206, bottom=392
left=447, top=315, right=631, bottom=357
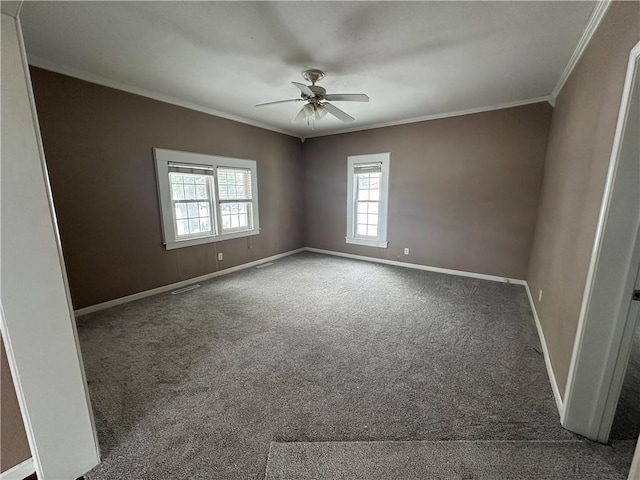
left=323, top=102, right=355, bottom=123
left=324, top=94, right=369, bottom=102
left=292, top=106, right=308, bottom=123
left=292, top=82, right=315, bottom=97
left=255, top=99, right=302, bottom=107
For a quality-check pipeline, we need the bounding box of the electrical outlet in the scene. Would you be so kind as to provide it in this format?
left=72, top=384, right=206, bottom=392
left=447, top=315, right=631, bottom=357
left=403, top=248, right=410, bottom=255
left=217, top=253, right=224, bottom=261
left=539, top=289, right=543, bottom=302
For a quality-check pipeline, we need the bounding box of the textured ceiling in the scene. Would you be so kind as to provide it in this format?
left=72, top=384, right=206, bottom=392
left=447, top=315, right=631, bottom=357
left=19, top=1, right=595, bottom=138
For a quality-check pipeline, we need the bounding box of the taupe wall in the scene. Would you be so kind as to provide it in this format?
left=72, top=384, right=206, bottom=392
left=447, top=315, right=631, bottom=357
left=527, top=1, right=640, bottom=396
left=303, top=103, right=552, bottom=280
left=1, top=336, right=30, bottom=473
left=30, top=68, right=304, bottom=310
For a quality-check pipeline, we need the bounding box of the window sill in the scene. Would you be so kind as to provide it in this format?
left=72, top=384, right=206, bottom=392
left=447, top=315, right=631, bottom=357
left=345, top=237, right=388, bottom=248
left=165, top=228, right=260, bottom=250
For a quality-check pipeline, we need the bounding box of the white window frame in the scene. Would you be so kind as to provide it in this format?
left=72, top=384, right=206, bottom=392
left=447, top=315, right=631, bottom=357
left=346, top=152, right=390, bottom=248
left=215, top=166, right=255, bottom=235
left=154, top=148, right=260, bottom=250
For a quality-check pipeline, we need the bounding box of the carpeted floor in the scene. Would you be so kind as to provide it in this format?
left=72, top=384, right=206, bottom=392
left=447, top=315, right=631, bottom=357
left=265, top=440, right=636, bottom=479
left=76, top=252, right=631, bottom=479
left=611, top=326, right=640, bottom=440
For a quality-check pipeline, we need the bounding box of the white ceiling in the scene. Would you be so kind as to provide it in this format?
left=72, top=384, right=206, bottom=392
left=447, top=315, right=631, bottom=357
left=19, top=1, right=596, bottom=138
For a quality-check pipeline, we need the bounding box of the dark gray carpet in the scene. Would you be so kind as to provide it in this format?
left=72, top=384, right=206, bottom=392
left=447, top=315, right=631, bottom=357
left=265, top=440, right=636, bottom=480
left=77, top=252, right=612, bottom=479
left=611, top=326, right=640, bottom=440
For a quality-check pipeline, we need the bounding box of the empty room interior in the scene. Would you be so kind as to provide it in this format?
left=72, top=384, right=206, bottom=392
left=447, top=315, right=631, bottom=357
left=2, top=1, right=640, bottom=479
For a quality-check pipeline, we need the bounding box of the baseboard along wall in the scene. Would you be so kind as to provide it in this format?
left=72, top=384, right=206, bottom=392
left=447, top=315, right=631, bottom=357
left=307, top=247, right=564, bottom=419
left=73, top=248, right=305, bottom=317
left=524, top=283, right=565, bottom=417
left=304, top=247, right=527, bottom=285
left=72, top=246, right=564, bottom=419
left=0, top=458, right=35, bottom=480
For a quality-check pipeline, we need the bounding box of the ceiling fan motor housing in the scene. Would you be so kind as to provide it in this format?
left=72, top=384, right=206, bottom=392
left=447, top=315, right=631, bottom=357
left=305, top=85, right=326, bottom=103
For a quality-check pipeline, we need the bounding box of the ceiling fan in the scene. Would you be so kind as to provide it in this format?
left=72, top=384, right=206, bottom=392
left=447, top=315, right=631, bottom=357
left=256, top=69, right=369, bottom=125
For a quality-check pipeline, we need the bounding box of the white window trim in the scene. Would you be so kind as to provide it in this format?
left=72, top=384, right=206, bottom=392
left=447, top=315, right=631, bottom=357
left=346, top=152, right=390, bottom=248
left=154, top=148, right=260, bottom=250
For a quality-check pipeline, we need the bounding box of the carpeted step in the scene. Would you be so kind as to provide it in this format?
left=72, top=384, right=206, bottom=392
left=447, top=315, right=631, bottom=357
left=264, top=440, right=636, bottom=479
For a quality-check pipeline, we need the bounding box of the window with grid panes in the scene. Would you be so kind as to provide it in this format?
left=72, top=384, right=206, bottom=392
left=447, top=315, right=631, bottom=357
left=169, top=167, right=214, bottom=238
left=216, top=167, right=253, bottom=232
left=346, top=153, right=390, bottom=248
left=355, top=165, right=381, bottom=238
left=154, top=149, right=259, bottom=250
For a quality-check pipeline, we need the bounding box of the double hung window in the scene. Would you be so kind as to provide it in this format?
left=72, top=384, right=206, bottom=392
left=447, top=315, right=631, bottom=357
left=155, top=149, right=259, bottom=249
left=217, top=167, right=253, bottom=232
left=346, top=153, right=390, bottom=248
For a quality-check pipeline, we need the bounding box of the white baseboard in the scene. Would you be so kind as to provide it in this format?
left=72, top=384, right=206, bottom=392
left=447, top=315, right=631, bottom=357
left=0, top=458, right=35, bottom=480
left=524, top=283, right=564, bottom=418
left=74, top=246, right=526, bottom=316
left=304, top=247, right=527, bottom=285
left=74, top=248, right=305, bottom=317
left=73, top=245, right=563, bottom=422
left=306, top=247, right=563, bottom=419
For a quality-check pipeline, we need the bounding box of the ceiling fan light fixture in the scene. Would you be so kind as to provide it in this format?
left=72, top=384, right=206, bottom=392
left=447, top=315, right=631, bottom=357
left=261, top=69, right=367, bottom=126
left=315, top=104, right=328, bottom=119
left=302, top=103, right=315, bottom=117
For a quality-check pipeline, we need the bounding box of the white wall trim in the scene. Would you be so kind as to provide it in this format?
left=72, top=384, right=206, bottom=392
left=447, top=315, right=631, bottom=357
left=1, top=16, right=42, bottom=479
left=75, top=245, right=527, bottom=315
left=345, top=238, right=388, bottom=248
left=562, top=41, right=640, bottom=442
left=0, top=458, right=35, bottom=480
left=630, top=437, right=640, bottom=480
left=3, top=13, right=99, bottom=478
left=27, top=56, right=297, bottom=139
left=73, top=246, right=565, bottom=424
left=16, top=16, right=102, bottom=466
left=524, top=283, right=565, bottom=417
left=304, top=247, right=526, bottom=285
left=306, top=247, right=563, bottom=418
left=0, top=306, right=37, bottom=480
left=302, top=96, right=551, bottom=139
left=153, top=148, right=260, bottom=249
left=28, top=57, right=552, bottom=142
left=346, top=153, right=390, bottom=249
left=74, top=248, right=305, bottom=317
left=550, top=1, right=611, bottom=103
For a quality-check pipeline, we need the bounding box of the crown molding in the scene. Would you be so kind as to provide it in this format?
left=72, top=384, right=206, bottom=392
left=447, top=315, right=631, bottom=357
left=301, top=96, right=552, bottom=139
left=27, top=56, right=300, bottom=139
left=29, top=57, right=552, bottom=142
left=550, top=0, right=611, bottom=104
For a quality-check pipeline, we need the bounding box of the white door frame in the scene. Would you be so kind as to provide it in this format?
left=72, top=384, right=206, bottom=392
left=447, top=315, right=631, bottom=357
left=598, top=261, right=640, bottom=441
left=630, top=436, right=640, bottom=479
left=561, top=41, right=640, bottom=442
left=1, top=11, right=100, bottom=479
